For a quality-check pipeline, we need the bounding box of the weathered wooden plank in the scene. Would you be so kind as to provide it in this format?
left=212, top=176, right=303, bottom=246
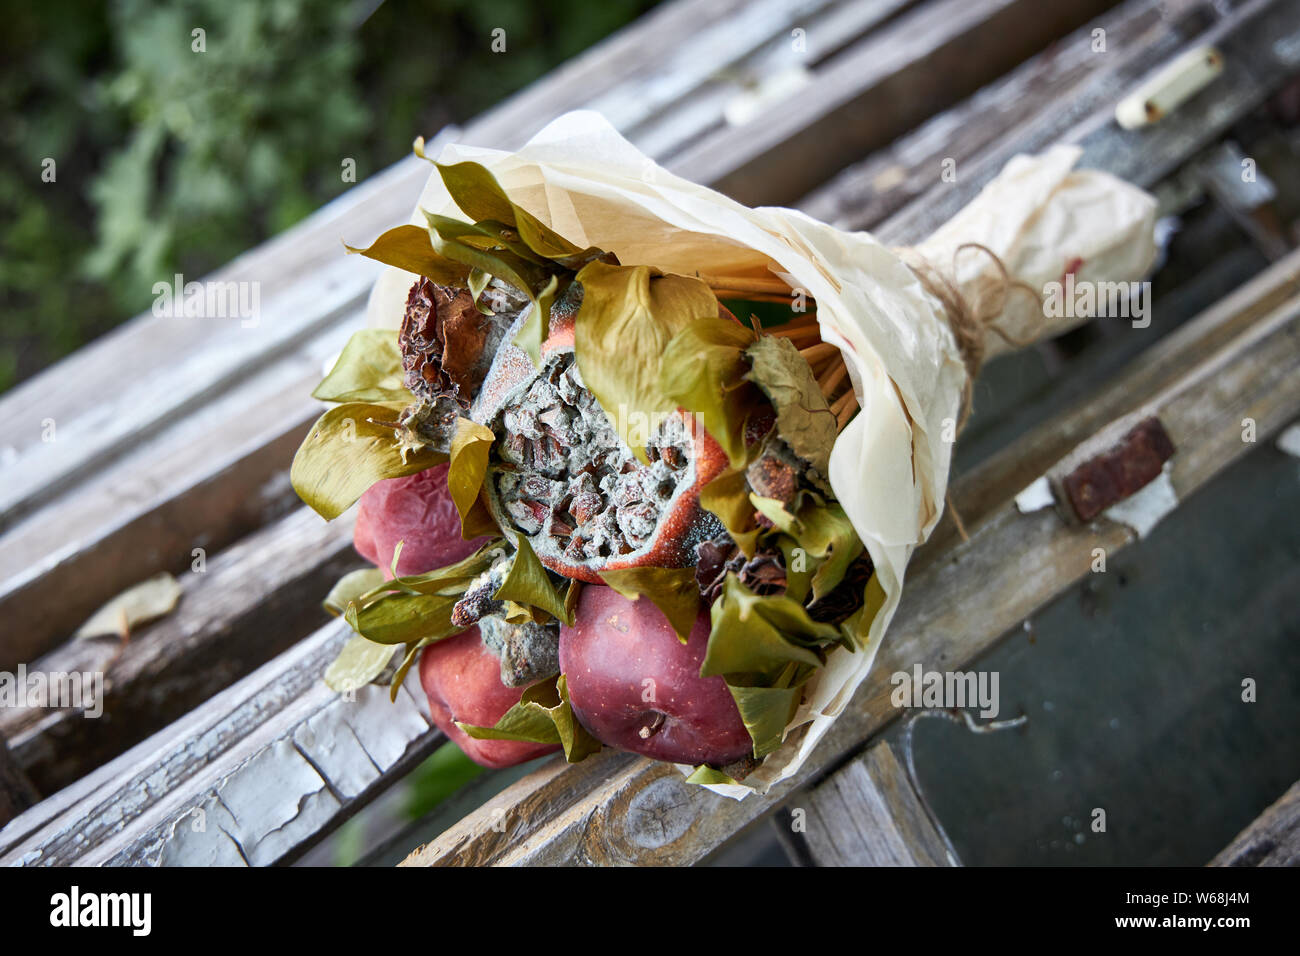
left=0, top=737, right=38, bottom=828
left=798, top=0, right=1214, bottom=230
left=1210, top=780, right=1300, bottom=866
left=0, top=622, right=347, bottom=862
left=626, top=0, right=917, bottom=160
left=399, top=290, right=1300, bottom=866
left=874, top=0, right=1300, bottom=245
left=0, top=507, right=359, bottom=796
left=669, top=0, right=1119, bottom=205
left=799, top=741, right=957, bottom=866
left=0, top=617, right=445, bottom=867
left=0, top=315, right=357, bottom=674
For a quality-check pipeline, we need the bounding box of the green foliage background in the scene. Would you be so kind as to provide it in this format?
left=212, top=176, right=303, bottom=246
left=0, top=0, right=657, bottom=393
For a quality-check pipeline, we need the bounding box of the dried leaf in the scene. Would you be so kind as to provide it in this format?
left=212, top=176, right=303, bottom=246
left=435, top=160, right=605, bottom=269
left=459, top=673, right=600, bottom=762
left=512, top=274, right=559, bottom=369
left=323, top=567, right=388, bottom=617
left=324, top=636, right=397, bottom=693
left=699, top=467, right=760, bottom=558
left=684, top=765, right=740, bottom=786
left=599, top=566, right=700, bottom=643
left=345, top=592, right=460, bottom=646
left=313, top=329, right=409, bottom=404
left=573, top=262, right=718, bottom=461
left=659, top=318, right=760, bottom=467
left=702, top=576, right=826, bottom=678
left=447, top=418, right=496, bottom=537
left=493, top=535, right=570, bottom=625
left=727, top=679, right=804, bottom=758
left=345, top=224, right=469, bottom=286
left=291, top=401, right=446, bottom=520
left=744, top=335, right=838, bottom=488
left=74, top=572, right=181, bottom=640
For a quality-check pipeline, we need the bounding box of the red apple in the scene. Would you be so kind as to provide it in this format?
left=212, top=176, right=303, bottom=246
left=559, top=586, right=753, bottom=766
left=419, top=628, right=561, bottom=769
left=354, top=463, right=488, bottom=577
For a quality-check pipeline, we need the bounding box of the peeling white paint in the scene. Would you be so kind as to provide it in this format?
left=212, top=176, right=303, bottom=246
left=1014, top=476, right=1056, bottom=513
left=1103, top=465, right=1178, bottom=538
left=1276, top=422, right=1300, bottom=459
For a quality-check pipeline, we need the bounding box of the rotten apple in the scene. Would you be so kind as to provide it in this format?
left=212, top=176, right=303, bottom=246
left=419, top=628, right=561, bottom=769
left=354, top=463, right=487, bottom=577
left=559, top=585, right=752, bottom=767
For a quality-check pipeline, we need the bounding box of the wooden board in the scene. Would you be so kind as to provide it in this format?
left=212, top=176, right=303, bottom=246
left=0, top=618, right=445, bottom=867
left=798, top=0, right=1216, bottom=230
left=0, top=508, right=359, bottom=795
left=670, top=0, right=1119, bottom=206
left=3, top=0, right=1294, bottom=867
left=1211, top=780, right=1300, bottom=866
left=797, top=741, right=957, bottom=866
left=873, top=0, right=1300, bottom=245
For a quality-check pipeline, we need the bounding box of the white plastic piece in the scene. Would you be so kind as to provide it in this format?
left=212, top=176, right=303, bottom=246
left=1277, top=422, right=1300, bottom=458
left=1014, top=476, right=1055, bottom=513
left=1115, top=45, right=1223, bottom=130
left=1103, top=464, right=1178, bottom=538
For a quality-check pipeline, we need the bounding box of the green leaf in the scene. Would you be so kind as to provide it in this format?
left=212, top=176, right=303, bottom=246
left=435, top=161, right=601, bottom=268
left=659, top=318, right=759, bottom=467
left=313, top=329, right=410, bottom=404
left=345, top=224, right=469, bottom=286
left=459, top=674, right=600, bottom=762
left=574, top=261, right=719, bottom=462
left=727, top=680, right=804, bottom=758
left=345, top=591, right=460, bottom=645
left=840, top=572, right=886, bottom=650
left=684, top=765, right=741, bottom=786
left=291, top=401, right=446, bottom=520
left=699, top=467, right=759, bottom=557
left=512, top=273, right=559, bottom=369
left=776, top=534, right=812, bottom=605
left=323, top=567, right=388, bottom=617
left=799, top=501, right=863, bottom=601
left=744, top=335, right=838, bottom=488
left=364, top=541, right=505, bottom=599
left=750, top=494, right=863, bottom=601
left=467, top=268, right=493, bottom=315
left=447, top=418, right=496, bottom=537
left=435, top=161, right=519, bottom=225
left=324, top=635, right=397, bottom=693
left=390, top=637, right=431, bottom=702
left=493, top=535, right=570, bottom=625
left=702, top=576, right=826, bottom=678
left=564, top=579, right=583, bottom=624
left=424, top=212, right=555, bottom=301
left=598, top=566, right=700, bottom=643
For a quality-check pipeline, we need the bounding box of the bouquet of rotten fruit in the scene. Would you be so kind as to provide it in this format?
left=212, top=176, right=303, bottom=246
left=292, top=112, right=1156, bottom=796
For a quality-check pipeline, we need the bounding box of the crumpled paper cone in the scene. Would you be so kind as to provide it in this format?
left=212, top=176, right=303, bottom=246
left=365, top=110, right=1157, bottom=797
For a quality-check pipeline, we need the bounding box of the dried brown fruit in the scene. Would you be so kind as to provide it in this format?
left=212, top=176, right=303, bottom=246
left=399, top=277, right=502, bottom=407
left=694, top=535, right=788, bottom=604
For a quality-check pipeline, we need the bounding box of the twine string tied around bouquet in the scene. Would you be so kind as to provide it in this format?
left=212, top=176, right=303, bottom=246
left=893, top=242, right=1046, bottom=540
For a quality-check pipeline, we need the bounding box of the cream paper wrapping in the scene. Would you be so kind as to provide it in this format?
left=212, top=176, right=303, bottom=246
left=366, top=111, right=1157, bottom=798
